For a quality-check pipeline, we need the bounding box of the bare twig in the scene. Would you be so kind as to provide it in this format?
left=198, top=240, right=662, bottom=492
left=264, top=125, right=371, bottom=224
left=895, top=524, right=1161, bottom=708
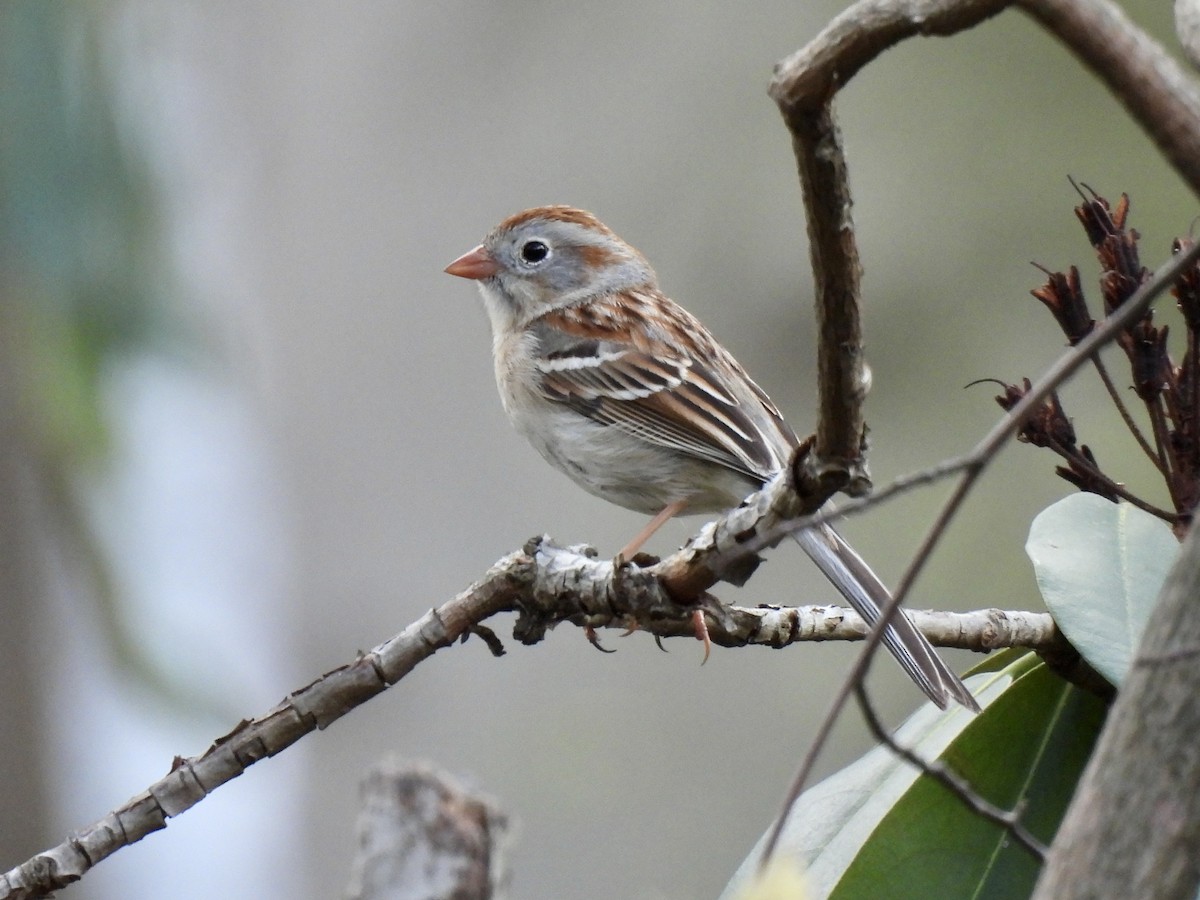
left=0, top=519, right=1058, bottom=899
left=0, top=556, right=529, bottom=900
left=1146, top=403, right=1183, bottom=509
left=1090, top=355, right=1165, bottom=474
left=787, top=103, right=870, bottom=491
left=1020, top=0, right=1200, bottom=199
left=692, top=604, right=1056, bottom=653
left=768, top=0, right=1012, bottom=113
left=1041, top=435, right=1178, bottom=522
left=770, top=0, right=1200, bottom=200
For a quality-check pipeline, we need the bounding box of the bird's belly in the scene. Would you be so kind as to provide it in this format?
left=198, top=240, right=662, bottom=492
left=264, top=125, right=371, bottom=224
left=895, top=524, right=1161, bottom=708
left=511, top=404, right=757, bottom=515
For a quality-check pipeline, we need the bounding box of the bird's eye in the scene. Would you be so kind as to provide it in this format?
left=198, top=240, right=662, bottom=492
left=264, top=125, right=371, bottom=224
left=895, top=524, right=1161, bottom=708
left=520, top=240, right=550, bottom=265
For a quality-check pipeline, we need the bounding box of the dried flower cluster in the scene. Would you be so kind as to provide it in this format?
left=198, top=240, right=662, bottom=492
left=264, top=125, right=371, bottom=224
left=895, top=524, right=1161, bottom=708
left=996, top=187, right=1200, bottom=532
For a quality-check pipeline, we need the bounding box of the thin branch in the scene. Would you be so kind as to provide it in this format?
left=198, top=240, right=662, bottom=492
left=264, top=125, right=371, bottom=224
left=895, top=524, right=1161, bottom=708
left=0, top=514, right=1060, bottom=900
left=768, top=0, right=1012, bottom=114
left=651, top=446, right=976, bottom=602
left=770, top=0, right=1200, bottom=200
left=1019, top=0, right=1200, bottom=199
left=0, top=555, right=529, bottom=900
left=789, top=103, right=870, bottom=487
left=1091, top=355, right=1165, bottom=474
left=698, top=604, right=1056, bottom=652
left=854, top=684, right=1049, bottom=861
left=1145, top=400, right=1184, bottom=509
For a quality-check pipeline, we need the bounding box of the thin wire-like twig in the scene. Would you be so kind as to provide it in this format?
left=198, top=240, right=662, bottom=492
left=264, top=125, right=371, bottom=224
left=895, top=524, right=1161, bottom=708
left=1091, top=355, right=1165, bottom=474
left=1144, top=402, right=1183, bottom=510
left=854, top=684, right=1049, bottom=861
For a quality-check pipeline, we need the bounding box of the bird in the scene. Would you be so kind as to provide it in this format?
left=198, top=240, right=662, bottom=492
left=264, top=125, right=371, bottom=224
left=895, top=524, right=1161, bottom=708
left=445, top=205, right=978, bottom=711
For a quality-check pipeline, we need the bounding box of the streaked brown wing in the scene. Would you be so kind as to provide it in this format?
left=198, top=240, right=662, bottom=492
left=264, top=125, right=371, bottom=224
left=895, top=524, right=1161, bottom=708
left=538, top=341, right=787, bottom=483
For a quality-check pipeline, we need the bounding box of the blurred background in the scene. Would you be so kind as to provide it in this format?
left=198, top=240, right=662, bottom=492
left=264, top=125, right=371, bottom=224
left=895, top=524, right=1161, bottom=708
left=0, top=1, right=1191, bottom=897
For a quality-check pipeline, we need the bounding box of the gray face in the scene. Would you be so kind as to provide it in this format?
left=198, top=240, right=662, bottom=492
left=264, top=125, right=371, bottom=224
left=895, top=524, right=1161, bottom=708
left=483, top=215, right=655, bottom=318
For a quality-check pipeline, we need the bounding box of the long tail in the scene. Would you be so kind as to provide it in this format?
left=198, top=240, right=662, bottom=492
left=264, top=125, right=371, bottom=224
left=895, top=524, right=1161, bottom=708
left=792, top=523, right=979, bottom=712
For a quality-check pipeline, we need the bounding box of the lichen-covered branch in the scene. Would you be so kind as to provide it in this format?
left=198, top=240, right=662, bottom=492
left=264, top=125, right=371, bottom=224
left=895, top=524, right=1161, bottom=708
left=523, top=538, right=1058, bottom=654
left=0, top=517, right=1052, bottom=900
left=0, top=557, right=528, bottom=900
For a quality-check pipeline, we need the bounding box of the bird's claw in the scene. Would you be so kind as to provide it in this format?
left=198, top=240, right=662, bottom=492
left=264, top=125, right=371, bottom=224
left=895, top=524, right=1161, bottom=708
left=584, top=623, right=617, bottom=654
left=693, top=609, right=711, bottom=665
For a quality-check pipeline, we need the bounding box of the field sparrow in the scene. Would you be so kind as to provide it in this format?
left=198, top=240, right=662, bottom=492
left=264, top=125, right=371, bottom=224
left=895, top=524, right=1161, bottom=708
left=446, top=206, right=977, bottom=711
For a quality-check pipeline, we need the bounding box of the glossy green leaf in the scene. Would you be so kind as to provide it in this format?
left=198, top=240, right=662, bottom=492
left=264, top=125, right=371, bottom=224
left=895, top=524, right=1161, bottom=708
left=829, top=658, right=1103, bottom=899
left=721, top=651, right=1105, bottom=900
left=1026, top=494, right=1179, bottom=685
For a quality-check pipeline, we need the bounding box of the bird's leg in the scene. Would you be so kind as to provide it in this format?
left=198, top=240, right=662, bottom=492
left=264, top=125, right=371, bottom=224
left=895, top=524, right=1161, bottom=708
left=614, top=498, right=689, bottom=634
left=614, top=499, right=711, bottom=662
left=616, top=498, right=689, bottom=563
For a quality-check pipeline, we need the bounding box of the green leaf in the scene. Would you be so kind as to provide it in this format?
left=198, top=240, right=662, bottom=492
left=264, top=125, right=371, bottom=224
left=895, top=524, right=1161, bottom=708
left=721, top=652, right=1105, bottom=900
left=829, top=658, right=1102, bottom=899
left=1026, top=493, right=1179, bottom=685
